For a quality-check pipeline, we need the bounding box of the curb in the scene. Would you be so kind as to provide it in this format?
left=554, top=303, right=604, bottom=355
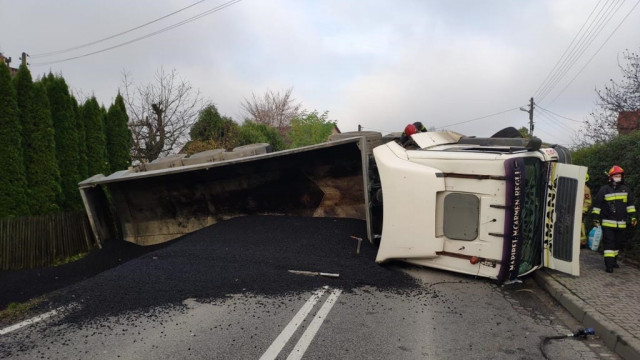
left=533, top=269, right=640, bottom=360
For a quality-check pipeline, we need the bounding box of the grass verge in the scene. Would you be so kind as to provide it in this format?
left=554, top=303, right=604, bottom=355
left=0, top=297, right=45, bottom=327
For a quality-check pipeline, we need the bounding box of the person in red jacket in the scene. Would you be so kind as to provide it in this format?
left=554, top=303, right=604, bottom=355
left=592, top=165, right=637, bottom=273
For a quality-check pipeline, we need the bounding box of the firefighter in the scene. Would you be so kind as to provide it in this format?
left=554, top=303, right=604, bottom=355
left=581, top=173, right=592, bottom=248
left=592, top=165, right=637, bottom=273
left=399, top=123, right=418, bottom=147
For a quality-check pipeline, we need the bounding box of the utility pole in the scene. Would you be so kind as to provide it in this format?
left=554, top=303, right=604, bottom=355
left=20, top=52, right=28, bottom=67
left=520, top=97, right=535, bottom=136
left=358, top=124, right=361, bottom=132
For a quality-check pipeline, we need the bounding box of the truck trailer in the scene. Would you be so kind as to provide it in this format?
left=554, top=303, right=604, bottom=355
left=79, top=128, right=586, bottom=283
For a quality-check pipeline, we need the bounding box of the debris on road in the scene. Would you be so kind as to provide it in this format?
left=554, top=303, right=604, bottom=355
left=349, top=235, right=363, bottom=254
left=288, top=270, right=340, bottom=278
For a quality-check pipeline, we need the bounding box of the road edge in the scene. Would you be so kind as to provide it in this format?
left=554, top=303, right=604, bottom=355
left=533, top=269, right=640, bottom=360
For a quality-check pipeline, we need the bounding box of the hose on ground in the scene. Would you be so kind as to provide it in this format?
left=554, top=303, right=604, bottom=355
left=540, top=328, right=595, bottom=359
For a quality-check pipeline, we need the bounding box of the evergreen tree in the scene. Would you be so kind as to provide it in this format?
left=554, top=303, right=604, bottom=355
left=13, top=65, right=60, bottom=214
left=114, top=92, right=128, bottom=121
left=12, top=65, right=32, bottom=163
left=0, top=63, right=29, bottom=217
left=42, top=73, right=81, bottom=211
left=100, top=105, right=110, bottom=171
left=73, top=97, right=88, bottom=180
left=105, top=94, right=132, bottom=173
left=189, top=104, right=238, bottom=149
left=83, top=97, right=109, bottom=175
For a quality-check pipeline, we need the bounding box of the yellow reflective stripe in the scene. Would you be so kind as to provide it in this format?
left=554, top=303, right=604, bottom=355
left=592, top=207, right=601, bottom=215
left=604, top=250, right=616, bottom=257
left=601, top=220, right=627, bottom=228
left=613, top=250, right=620, bottom=256
left=604, top=193, right=628, bottom=202
left=628, top=206, right=637, bottom=213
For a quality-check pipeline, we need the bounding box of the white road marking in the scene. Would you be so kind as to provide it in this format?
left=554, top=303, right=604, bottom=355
left=259, top=287, right=329, bottom=360
left=285, top=288, right=342, bottom=360
left=0, top=305, right=70, bottom=335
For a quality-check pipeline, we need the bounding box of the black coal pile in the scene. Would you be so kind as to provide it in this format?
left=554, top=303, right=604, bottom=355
left=1, top=237, right=169, bottom=309
left=43, top=215, right=420, bottom=323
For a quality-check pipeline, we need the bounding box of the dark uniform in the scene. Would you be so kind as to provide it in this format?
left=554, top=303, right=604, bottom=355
left=592, top=166, right=637, bottom=272
left=413, top=122, right=427, bottom=133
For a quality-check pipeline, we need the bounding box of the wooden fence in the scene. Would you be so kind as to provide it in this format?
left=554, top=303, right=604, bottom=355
left=0, top=211, right=94, bottom=270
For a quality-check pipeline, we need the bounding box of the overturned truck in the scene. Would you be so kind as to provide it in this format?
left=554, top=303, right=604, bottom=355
left=79, top=129, right=586, bottom=283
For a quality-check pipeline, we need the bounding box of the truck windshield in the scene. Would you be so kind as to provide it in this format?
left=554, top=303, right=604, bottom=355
left=518, top=157, right=546, bottom=274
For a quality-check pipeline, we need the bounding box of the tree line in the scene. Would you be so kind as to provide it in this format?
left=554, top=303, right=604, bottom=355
left=1, top=64, right=337, bottom=219
left=0, top=63, right=131, bottom=218
left=121, top=68, right=337, bottom=161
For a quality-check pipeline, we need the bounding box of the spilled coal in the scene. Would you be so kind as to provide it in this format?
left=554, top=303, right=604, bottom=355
left=1, top=235, right=170, bottom=310
left=4, top=216, right=421, bottom=325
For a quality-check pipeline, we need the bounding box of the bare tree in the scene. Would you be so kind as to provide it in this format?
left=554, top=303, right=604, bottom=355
left=596, top=49, right=640, bottom=113
left=576, top=49, right=640, bottom=146
left=122, top=67, right=205, bottom=163
left=240, top=88, right=303, bottom=129
left=575, top=108, right=619, bottom=146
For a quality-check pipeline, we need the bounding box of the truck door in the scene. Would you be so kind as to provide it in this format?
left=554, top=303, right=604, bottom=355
left=543, top=162, right=587, bottom=276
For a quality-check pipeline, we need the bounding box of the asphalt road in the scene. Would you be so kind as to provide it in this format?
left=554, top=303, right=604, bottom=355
left=0, top=216, right=621, bottom=359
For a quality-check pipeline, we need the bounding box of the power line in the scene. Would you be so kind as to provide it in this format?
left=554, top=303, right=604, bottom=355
left=548, top=0, right=640, bottom=105
left=30, top=0, right=208, bottom=59
left=436, top=106, right=523, bottom=130
left=533, top=0, right=603, bottom=98
left=537, top=109, right=576, bottom=134
left=536, top=105, right=582, bottom=123
left=539, top=0, right=624, bottom=102
left=536, top=0, right=621, bottom=102
left=537, top=0, right=624, bottom=102
left=535, top=127, right=573, bottom=146
left=31, top=0, right=242, bottom=66
left=532, top=116, right=576, bottom=145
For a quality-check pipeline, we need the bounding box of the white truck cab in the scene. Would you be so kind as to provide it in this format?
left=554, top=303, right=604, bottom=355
left=372, top=131, right=586, bottom=282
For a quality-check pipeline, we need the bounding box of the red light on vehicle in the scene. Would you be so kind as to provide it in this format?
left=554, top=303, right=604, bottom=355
left=470, top=256, right=479, bottom=264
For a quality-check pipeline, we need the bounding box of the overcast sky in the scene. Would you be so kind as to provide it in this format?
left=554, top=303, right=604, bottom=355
left=2, top=0, right=639, bottom=146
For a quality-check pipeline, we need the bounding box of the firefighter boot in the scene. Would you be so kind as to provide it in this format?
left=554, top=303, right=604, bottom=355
left=605, top=257, right=615, bottom=273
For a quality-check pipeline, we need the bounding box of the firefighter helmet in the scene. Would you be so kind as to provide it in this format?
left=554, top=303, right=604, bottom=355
left=404, top=124, right=418, bottom=136
left=608, top=165, right=624, bottom=177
